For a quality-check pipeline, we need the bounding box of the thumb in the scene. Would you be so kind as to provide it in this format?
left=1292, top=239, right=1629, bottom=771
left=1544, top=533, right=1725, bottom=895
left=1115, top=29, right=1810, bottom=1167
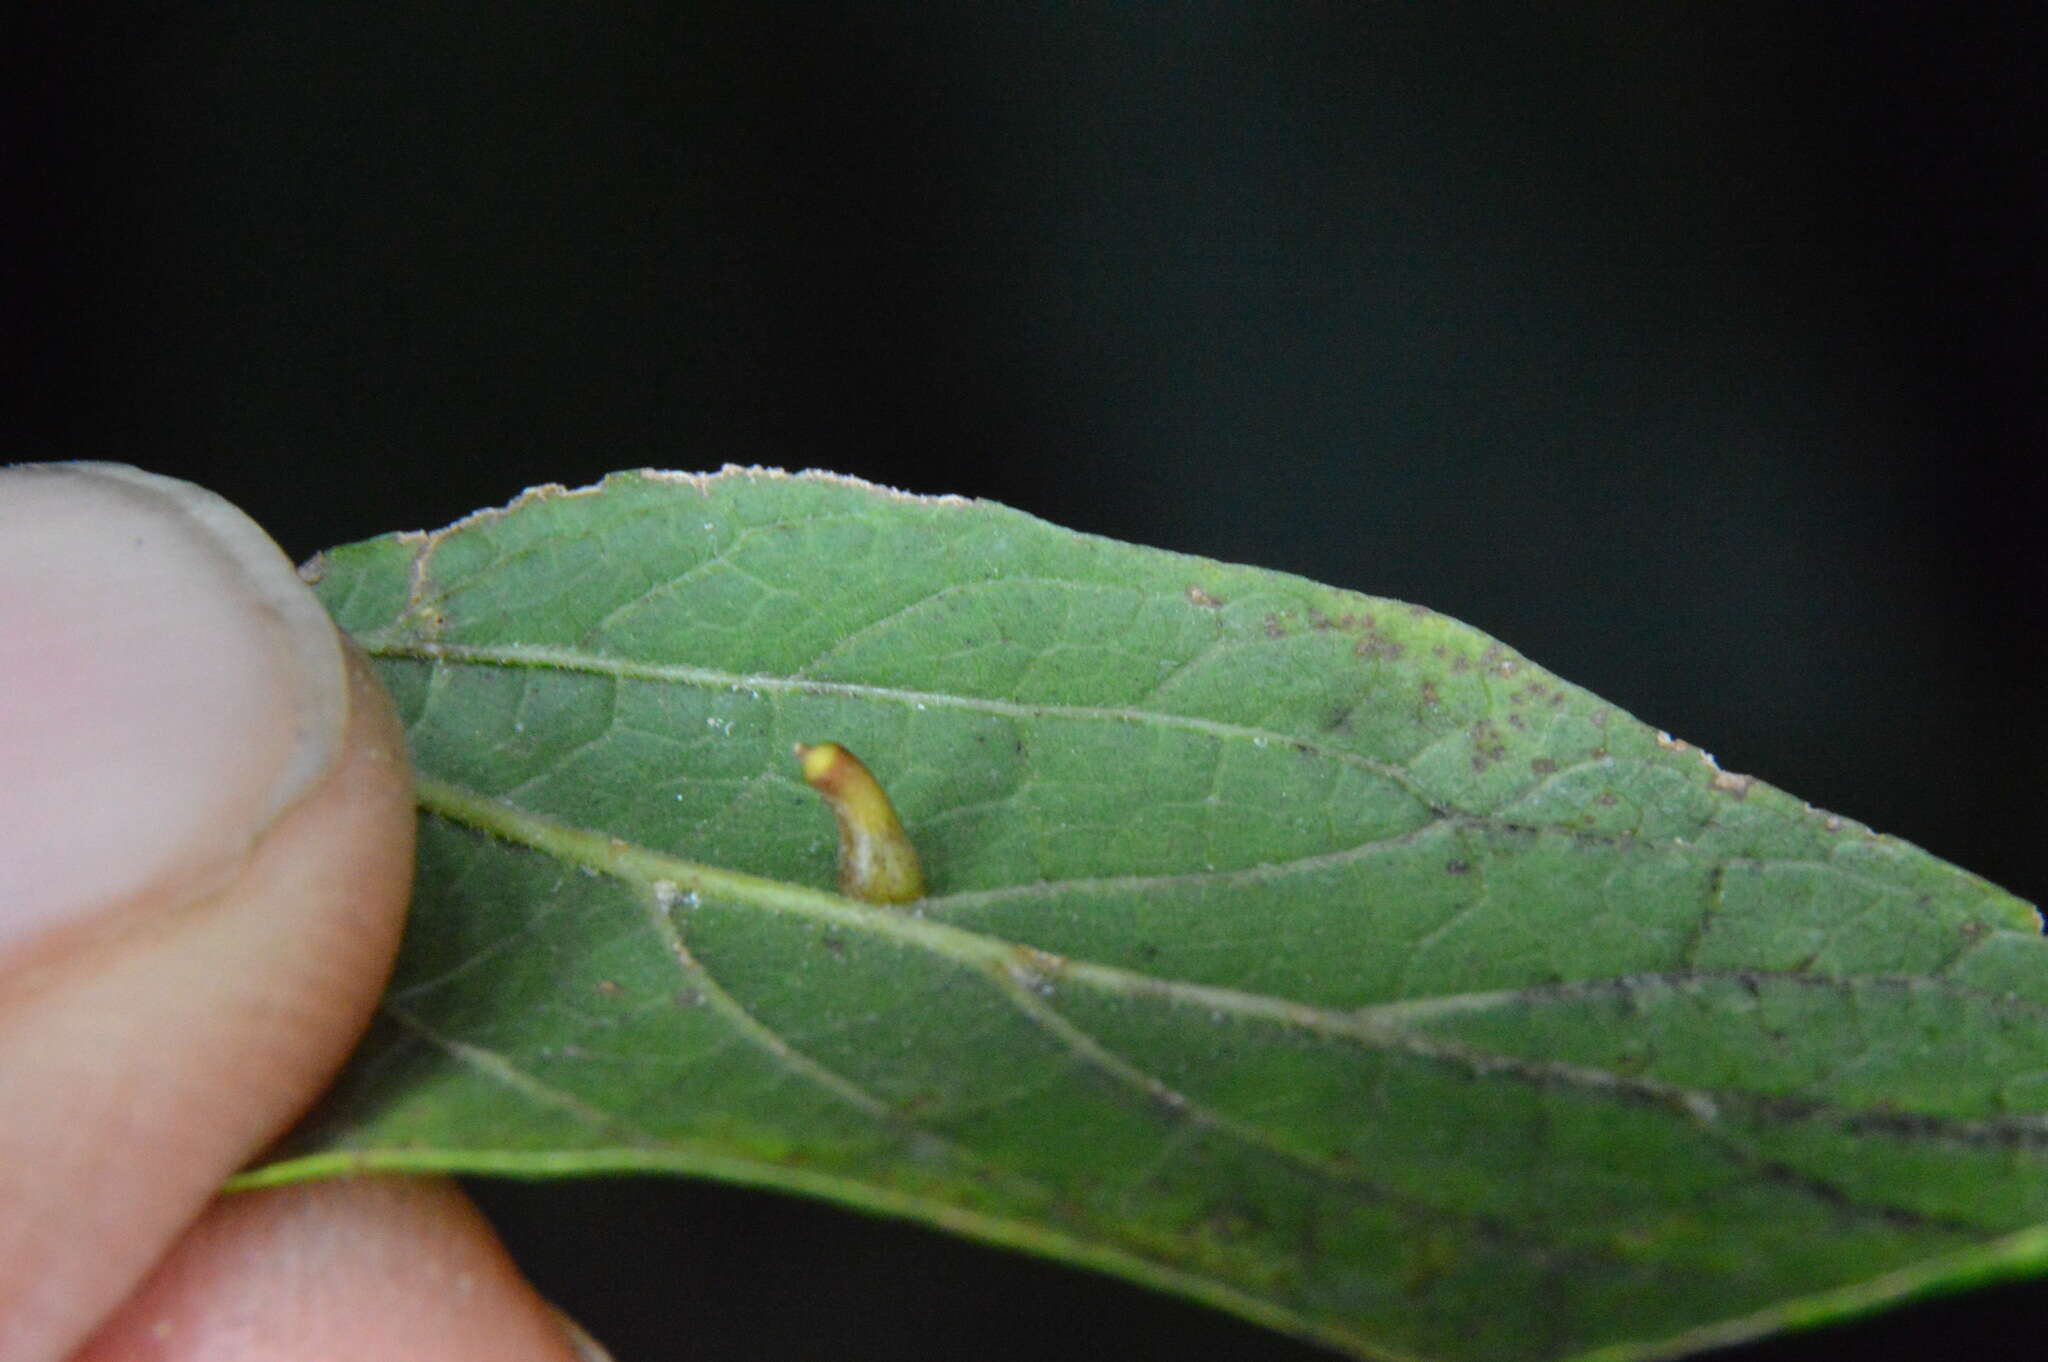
left=0, top=464, right=415, bottom=1359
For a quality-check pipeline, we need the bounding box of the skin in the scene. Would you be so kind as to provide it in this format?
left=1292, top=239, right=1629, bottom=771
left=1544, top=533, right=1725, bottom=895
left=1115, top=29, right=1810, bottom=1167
left=0, top=466, right=600, bottom=1362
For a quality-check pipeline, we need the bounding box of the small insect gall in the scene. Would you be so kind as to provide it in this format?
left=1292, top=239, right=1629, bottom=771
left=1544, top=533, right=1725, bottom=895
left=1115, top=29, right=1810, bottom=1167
left=793, top=742, right=927, bottom=904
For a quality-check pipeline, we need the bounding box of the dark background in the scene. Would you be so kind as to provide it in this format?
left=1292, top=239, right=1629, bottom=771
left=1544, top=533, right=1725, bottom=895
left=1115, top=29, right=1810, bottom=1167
left=11, top=5, right=2043, bottom=1358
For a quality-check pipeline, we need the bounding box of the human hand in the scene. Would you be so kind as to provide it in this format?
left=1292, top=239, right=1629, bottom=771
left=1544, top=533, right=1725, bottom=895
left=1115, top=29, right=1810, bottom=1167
left=0, top=465, right=607, bottom=1361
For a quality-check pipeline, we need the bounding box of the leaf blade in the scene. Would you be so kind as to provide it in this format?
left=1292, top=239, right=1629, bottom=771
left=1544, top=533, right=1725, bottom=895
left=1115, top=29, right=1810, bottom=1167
left=276, top=468, right=2044, bottom=1362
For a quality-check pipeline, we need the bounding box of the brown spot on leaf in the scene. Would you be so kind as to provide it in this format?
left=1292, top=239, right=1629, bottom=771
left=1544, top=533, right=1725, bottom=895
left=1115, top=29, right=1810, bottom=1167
left=1012, top=944, right=1070, bottom=975
left=1420, top=680, right=1441, bottom=708
left=896, top=1092, right=940, bottom=1119
left=1711, top=771, right=1755, bottom=799
left=1530, top=757, right=1558, bottom=775
left=1309, top=608, right=1384, bottom=635
left=1445, top=859, right=1473, bottom=875
left=595, top=979, right=624, bottom=998
left=1185, top=585, right=1225, bottom=608
left=1468, top=720, right=1508, bottom=771
left=1150, top=1088, right=1193, bottom=1122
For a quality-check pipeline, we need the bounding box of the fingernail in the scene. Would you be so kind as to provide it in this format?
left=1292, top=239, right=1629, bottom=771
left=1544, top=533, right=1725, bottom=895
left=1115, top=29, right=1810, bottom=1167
left=0, top=463, right=347, bottom=955
left=547, top=1304, right=618, bottom=1361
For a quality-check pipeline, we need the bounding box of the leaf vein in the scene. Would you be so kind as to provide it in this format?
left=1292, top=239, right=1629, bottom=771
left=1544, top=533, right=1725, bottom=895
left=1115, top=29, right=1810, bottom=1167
left=381, top=1001, right=657, bottom=1145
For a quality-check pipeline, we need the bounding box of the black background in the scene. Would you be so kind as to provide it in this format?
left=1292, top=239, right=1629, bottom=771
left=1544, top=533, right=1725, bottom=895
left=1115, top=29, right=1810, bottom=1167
left=11, top=5, right=2043, bottom=1358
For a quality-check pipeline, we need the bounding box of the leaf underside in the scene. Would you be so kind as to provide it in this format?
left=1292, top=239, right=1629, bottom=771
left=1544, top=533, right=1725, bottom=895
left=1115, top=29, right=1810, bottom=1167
left=265, top=468, right=2046, bottom=1362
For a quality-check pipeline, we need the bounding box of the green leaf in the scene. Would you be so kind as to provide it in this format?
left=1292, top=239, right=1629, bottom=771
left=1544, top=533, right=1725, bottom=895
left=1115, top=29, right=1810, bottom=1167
left=266, top=468, right=2045, bottom=1362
